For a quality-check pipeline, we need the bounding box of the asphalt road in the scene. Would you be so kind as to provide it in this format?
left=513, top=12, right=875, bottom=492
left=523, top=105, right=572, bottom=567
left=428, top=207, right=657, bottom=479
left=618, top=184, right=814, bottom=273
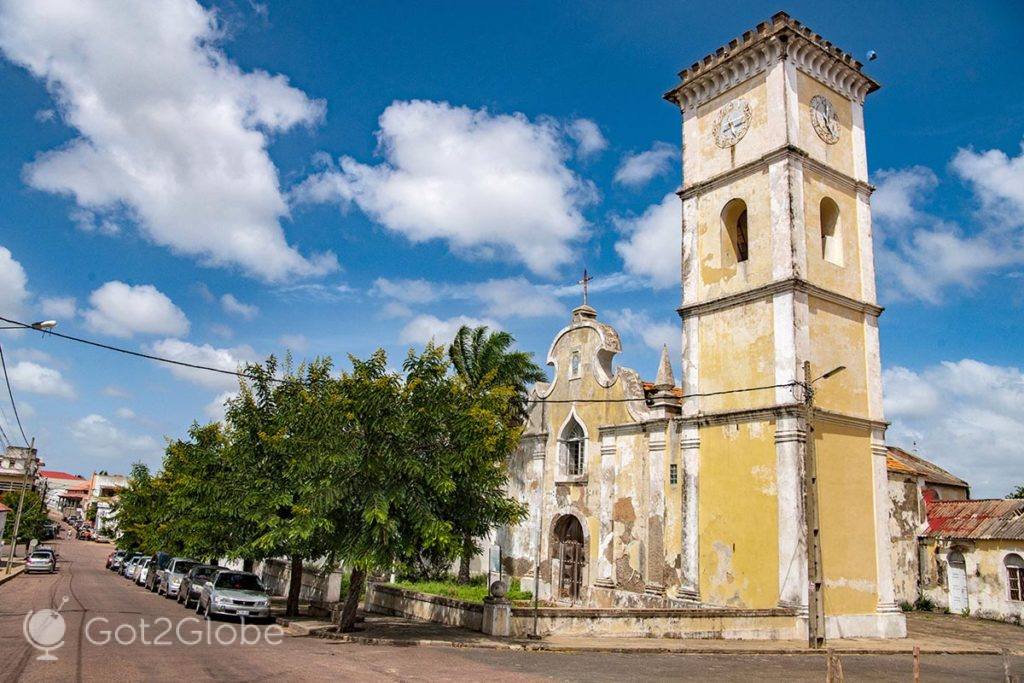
left=1, top=536, right=1020, bottom=682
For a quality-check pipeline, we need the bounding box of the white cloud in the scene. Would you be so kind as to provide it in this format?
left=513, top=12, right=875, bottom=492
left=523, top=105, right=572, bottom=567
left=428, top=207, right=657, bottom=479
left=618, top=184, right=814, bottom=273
left=220, top=293, right=258, bottom=320
left=0, top=0, right=336, bottom=281
left=0, top=245, right=29, bottom=318
left=69, top=413, right=160, bottom=460
left=294, top=100, right=596, bottom=274
left=370, top=278, right=441, bottom=305
left=83, top=281, right=189, bottom=338
left=145, top=338, right=256, bottom=390
left=607, top=308, right=680, bottom=361
left=614, top=142, right=676, bottom=187
left=613, top=193, right=679, bottom=289
left=39, top=296, right=77, bottom=319
left=398, top=314, right=501, bottom=346
left=566, top=118, right=607, bottom=157
left=372, top=276, right=564, bottom=319
left=7, top=361, right=75, bottom=398
left=102, top=385, right=130, bottom=399
left=204, top=391, right=236, bottom=422
left=883, top=359, right=1024, bottom=498
left=873, top=141, right=1024, bottom=303
left=115, top=407, right=136, bottom=420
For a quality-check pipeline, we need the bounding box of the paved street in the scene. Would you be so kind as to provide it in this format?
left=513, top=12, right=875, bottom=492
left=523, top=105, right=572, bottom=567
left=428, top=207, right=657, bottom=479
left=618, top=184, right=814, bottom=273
left=1, top=537, right=1021, bottom=682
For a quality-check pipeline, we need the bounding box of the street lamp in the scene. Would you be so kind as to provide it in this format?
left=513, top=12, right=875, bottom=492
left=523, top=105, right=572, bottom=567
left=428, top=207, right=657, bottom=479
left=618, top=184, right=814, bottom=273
left=0, top=320, right=58, bottom=331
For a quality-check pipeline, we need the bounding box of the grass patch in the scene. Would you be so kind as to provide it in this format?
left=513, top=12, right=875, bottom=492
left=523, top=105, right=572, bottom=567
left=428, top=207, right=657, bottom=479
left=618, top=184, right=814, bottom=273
left=391, top=575, right=532, bottom=603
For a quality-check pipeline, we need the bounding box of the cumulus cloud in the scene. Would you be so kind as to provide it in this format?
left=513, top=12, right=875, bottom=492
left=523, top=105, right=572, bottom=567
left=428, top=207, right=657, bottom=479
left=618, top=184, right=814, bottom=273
left=145, top=338, right=256, bottom=390
left=614, top=142, right=676, bottom=187
left=220, top=293, right=259, bottom=320
left=69, top=413, right=160, bottom=460
left=7, top=361, right=75, bottom=398
left=613, top=193, right=679, bottom=289
left=204, top=391, right=236, bottom=422
left=883, top=359, right=1024, bottom=497
left=873, top=141, right=1024, bottom=303
left=607, top=308, right=680, bottom=361
left=0, top=245, right=29, bottom=318
left=294, top=100, right=596, bottom=274
left=566, top=118, right=607, bottom=157
left=83, top=281, right=189, bottom=338
left=399, top=314, right=501, bottom=346
left=0, top=0, right=336, bottom=281
left=39, top=296, right=77, bottom=319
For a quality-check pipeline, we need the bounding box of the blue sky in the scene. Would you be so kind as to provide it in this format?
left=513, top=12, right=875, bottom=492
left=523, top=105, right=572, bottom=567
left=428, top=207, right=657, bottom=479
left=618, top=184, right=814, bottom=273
left=0, top=1, right=1021, bottom=496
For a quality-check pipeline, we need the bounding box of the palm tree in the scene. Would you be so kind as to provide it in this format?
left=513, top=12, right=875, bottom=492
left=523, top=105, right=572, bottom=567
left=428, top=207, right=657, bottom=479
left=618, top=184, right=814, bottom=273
left=448, top=325, right=546, bottom=583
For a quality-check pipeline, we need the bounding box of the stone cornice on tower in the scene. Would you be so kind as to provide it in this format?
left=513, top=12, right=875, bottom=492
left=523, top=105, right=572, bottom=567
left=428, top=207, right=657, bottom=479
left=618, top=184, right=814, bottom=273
left=663, top=11, right=880, bottom=110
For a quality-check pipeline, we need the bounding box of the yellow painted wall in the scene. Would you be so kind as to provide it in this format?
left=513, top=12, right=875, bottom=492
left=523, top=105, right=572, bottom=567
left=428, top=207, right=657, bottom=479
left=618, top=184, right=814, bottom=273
left=807, top=295, right=869, bottom=416
left=687, top=74, right=771, bottom=184
left=795, top=72, right=855, bottom=178
left=815, top=421, right=879, bottom=615
left=698, top=420, right=779, bottom=608
left=698, top=298, right=775, bottom=413
left=802, top=169, right=863, bottom=301
left=696, top=174, right=773, bottom=300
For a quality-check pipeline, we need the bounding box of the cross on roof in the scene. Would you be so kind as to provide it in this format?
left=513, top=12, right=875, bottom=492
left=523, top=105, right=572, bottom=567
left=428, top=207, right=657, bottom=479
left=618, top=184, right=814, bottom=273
left=577, top=269, right=594, bottom=307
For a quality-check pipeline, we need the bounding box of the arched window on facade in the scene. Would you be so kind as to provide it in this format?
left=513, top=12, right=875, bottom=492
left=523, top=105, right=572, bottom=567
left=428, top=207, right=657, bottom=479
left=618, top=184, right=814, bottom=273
left=1006, top=553, right=1024, bottom=601
left=561, top=418, right=586, bottom=477
left=721, top=199, right=749, bottom=265
left=820, top=197, right=843, bottom=266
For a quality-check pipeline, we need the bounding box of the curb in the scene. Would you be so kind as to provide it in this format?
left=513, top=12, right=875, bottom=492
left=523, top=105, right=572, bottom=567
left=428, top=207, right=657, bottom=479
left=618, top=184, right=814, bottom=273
left=276, top=616, right=335, bottom=637
left=0, top=566, right=26, bottom=587
left=312, top=629, right=1007, bottom=656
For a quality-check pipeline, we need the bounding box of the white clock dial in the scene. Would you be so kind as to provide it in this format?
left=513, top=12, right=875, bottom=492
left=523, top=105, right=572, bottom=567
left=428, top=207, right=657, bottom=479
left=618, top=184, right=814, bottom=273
left=810, top=95, right=840, bottom=144
left=713, top=99, right=751, bottom=148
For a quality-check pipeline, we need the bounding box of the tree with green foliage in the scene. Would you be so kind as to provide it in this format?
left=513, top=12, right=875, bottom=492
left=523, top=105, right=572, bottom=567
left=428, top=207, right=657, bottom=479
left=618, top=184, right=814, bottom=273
left=2, top=489, right=48, bottom=553
left=85, top=502, right=98, bottom=523
left=448, top=325, right=544, bottom=582
left=1009, top=485, right=1024, bottom=499
left=111, top=462, right=164, bottom=553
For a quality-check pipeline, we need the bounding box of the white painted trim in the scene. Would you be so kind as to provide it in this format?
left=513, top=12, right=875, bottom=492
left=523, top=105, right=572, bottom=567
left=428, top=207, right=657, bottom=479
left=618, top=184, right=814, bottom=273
left=680, top=425, right=700, bottom=599
left=597, top=434, right=616, bottom=586
left=775, top=415, right=807, bottom=609
left=769, top=159, right=794, bottom=281
left=825, top=612, right=907, bottom=639
left=870, top=429, right=899, bottom=614
left=773, top=290, right=797, bottom=404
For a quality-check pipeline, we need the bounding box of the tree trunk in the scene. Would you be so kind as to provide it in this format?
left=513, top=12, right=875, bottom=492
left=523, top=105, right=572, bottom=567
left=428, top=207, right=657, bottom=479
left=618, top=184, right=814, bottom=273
left=456, top=533, right=472, bottom=584
left=337, top=567, right=366, bottom=632
left=242, top=558, right=254, bottom=572
left=286, top=555, right=303, bottom=617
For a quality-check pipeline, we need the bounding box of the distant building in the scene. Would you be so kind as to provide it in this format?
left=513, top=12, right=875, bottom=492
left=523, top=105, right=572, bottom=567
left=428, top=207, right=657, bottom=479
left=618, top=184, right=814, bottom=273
left=0, top=446, right=40, bottom=493
left=84, top=472, right=128, bottom=535
left=0, top=501, right=10, bottom=537
left=39, top=470, right=87, bottom=510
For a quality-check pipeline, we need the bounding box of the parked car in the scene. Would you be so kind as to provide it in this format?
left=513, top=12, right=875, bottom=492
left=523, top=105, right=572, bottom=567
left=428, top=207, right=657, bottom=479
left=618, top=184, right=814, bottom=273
left=157, top=558, right=198, bottom=598
left=135, top=558, right=152, bottom=586
left=197, top=570, right=272, bottom=621
left=145, top=552, right=173, bottom=592
left=110, top=550, right=129, bottom=571
left=178, top=564, right=224, bottom=609
left=31, top=547, right=57, bottom=569
left=122, top=554, right=144, bottom=579
left=25, top=551, right=56, bottom=574
left=107, top=550, right=125, bottom=569
left=95, top=533, right=111, bottom=544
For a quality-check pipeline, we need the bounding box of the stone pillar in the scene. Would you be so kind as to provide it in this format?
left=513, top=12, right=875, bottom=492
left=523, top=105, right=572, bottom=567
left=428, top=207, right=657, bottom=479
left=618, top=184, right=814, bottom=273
left=678, top=424, right=700, bottom=601
left=645, top=427, right=667, bottom=596
left=595, top=433, right=616, bottom=588
left=871, top=430, right=899, bottom=615
left=775, top=416, right=808, bottom=611
left=481, top=597, right=511, bottom=637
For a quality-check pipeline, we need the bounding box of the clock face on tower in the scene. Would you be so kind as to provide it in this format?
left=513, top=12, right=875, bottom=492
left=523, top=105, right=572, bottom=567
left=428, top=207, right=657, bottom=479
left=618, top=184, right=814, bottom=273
left=810, top=95, right=840, bottom=144
left=713, top=99, right=751, bottom=148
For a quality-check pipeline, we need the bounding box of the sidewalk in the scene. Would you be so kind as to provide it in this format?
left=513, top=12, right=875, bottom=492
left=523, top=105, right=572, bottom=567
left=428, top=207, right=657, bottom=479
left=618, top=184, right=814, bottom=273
left=292, top=611, right=1024, bottom=655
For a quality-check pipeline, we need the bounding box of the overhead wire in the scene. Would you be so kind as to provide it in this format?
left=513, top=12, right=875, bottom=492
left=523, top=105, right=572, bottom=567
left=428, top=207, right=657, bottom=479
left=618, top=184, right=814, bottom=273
left=0, top=341, right=30, bottom=445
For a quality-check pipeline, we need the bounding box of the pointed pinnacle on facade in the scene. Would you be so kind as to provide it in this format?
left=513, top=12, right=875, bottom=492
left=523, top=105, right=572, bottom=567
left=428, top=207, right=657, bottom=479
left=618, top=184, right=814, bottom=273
left=654, top=344, right=675, bottom=389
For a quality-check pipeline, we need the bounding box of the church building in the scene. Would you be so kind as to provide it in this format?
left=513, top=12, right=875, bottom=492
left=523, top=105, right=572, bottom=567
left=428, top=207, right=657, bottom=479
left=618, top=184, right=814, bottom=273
left=498, top=12, right=906, bottom=640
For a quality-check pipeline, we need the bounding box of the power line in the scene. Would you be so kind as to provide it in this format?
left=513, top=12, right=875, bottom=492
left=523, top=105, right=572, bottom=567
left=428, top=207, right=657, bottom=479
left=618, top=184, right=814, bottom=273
left=0, top=341, right=30, bottom=446
left=526, top=381, right=799, bottom=404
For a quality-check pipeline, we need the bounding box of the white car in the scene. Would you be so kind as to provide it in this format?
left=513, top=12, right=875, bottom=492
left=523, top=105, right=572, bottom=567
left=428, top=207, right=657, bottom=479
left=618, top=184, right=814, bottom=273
left=25, top=551, right=56, bottom=574
left=135, top=558, right=152, bottom=586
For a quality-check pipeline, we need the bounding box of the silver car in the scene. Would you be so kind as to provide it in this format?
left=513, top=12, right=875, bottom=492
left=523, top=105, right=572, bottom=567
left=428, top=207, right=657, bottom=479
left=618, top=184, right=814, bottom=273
left=25, top=551, right=56, bottom=574
left=135, top=558, right=152, bottom=585
left=157, top=558, right=198, bottom=598
left=197, top=570, right=272, bottom=621
left=123, top=555, right=143, bottom=579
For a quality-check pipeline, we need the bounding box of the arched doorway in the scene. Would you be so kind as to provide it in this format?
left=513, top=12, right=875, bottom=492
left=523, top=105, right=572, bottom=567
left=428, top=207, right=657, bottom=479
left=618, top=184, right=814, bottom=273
left=947, top=551, right=969, bottom=613
left=553, top=515, right=586, bottom=602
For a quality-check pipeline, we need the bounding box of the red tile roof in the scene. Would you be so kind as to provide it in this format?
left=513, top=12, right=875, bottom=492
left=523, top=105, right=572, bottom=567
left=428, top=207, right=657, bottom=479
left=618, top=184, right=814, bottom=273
left=925, top=499, right=1024, bottom=541
left=39, top=470, right=85, bottom=480
left=0, top=502, right=11, bottom=512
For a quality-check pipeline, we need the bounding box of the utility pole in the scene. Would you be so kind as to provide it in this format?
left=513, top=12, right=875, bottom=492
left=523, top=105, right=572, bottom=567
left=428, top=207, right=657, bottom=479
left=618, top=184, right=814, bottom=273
left=802, top=362, right=826, bottom=648
left=5, top=438, right=36, bottom=574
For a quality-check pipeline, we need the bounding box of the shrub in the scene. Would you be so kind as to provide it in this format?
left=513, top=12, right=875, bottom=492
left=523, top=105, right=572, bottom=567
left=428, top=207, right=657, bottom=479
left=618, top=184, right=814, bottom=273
left=913, top=596, right=935, bottom=612
left=899, top=600, right=914, bottom=613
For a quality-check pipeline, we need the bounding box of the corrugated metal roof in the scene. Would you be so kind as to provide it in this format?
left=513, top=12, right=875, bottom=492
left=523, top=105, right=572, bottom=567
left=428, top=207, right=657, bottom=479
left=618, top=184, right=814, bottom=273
left=886, top=446, right=969, bottom=489
left=926, top=499, right=1024, bottom=541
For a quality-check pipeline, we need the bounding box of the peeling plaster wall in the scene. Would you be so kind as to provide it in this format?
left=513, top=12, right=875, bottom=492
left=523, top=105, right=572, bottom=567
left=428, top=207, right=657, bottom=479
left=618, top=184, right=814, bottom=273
left=815, top=422, right=879, bottom=615
left=888, top=474, right=923, bottom=605
left=802, top=169, right=863, bottom=301
left=921, top=540, right=1024, bottom=625
left=795, top=72, right=856, bottom=178
left=698, top=420, right=780, bottom=608
left=697, top=300, right=776, bottom=413
left=807, top=295, right=869, bottom=416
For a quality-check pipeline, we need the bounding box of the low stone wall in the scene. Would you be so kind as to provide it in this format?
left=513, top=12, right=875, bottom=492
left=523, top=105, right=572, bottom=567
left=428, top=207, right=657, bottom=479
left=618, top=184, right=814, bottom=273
left=366, top=584, right=484, bottom=631
left=508, top=606, right=802, bottom=640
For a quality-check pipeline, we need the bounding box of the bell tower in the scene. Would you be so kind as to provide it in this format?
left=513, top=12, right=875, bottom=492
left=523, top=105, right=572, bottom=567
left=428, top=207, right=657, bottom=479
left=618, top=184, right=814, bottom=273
left=664, top=13, right=905, bottom=638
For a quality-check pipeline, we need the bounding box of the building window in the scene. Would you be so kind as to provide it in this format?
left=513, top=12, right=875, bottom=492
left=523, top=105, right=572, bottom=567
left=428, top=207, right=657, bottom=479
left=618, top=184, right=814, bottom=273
left=722, top=199, right=749, bottom=265
left=570, top=351, right=581, bottom=378
left=561, top=419, right=586, bottom=477
left=1006, top=554, right=1024, bottom=601
left=820, top=197, right=843, bottom=266
left=669, top=463, right=678, bottom=485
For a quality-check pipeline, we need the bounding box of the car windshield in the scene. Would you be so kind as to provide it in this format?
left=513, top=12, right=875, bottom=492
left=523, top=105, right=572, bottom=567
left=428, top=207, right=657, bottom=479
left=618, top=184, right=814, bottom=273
left=173, top=561, right=198, bottom=574
left=30, top=552, right=50, bottom=559
left=214, top=573, right=263, bottom=591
